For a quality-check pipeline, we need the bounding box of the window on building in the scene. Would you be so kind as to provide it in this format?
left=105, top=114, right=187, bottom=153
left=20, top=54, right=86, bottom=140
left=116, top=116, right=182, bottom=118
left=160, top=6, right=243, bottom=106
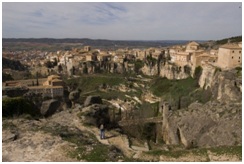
left=238, top=60, right=240, bottom=62
left=232, top=56, right=234, bottom=59
left=239, top=57, right=241, bottom=59
left=232, top=51, right=235, bottom=53
left=239, top=51, right=241, bottom=53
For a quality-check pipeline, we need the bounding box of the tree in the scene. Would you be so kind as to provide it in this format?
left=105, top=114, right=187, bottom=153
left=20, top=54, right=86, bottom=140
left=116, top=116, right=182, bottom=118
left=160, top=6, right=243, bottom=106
left=184, top=65, right=191, bottom=75
left=58, top=64, right=63, bottom=73
left=194, top=66, right=203, bottom=80
left=2, top=73, right=13, bottom=82
left=36, top=72, right=39, bottom=86
left=134, top=60, right=144, bottom=74
left=45, top=61, right=53, bottom=68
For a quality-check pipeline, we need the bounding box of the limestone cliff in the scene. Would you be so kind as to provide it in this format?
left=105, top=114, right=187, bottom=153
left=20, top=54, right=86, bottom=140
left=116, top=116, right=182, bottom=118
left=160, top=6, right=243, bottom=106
left=162, top=101, right=241, bottom=148
left=162, top=65, right=242, bottom=148
left=141, top=62, right=190, bottom=80
left=199, top=63, right=241, bottom=102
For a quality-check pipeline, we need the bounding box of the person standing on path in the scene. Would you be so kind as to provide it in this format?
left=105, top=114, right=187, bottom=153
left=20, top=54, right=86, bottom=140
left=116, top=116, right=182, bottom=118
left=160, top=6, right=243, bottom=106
left=100, top=124, right=105, bottom=139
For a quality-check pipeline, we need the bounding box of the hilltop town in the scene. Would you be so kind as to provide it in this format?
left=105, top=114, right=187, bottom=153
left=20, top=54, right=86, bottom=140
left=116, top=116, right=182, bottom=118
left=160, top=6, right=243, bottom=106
left=2, top=37, right=242, bottom=162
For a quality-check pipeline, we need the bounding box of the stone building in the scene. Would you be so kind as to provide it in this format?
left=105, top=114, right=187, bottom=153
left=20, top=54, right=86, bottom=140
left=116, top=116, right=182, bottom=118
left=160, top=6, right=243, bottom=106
left=174, top=52, right=191, bottom=66
left=3, top=75, right=64, bottom=98
left=43, top=75, right=63, bottom=86
left=97, top=53, right=112, bottom=62
left=217, top=43, right=242, bottom=69
left=84, top=46, right=91, bottom=52
left=4, top=78, right=47, bottom=87
left=185, top=41, right=200, bottom=53
left=169, top=45, right=184, bottom=62
left=28, top=85, right=63, bottom=98
left=191, top=51, right=217, bottom=69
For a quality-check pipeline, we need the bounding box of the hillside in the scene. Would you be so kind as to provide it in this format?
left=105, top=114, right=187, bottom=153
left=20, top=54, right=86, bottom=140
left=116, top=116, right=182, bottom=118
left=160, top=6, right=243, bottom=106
left=216, top=36, right=242, bottom=45
left=2, top=38, right=192, bottom=51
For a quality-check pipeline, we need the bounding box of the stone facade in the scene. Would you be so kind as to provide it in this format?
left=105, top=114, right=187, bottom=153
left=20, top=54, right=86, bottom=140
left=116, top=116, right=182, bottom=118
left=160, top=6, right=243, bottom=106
left=217, top=43, right=242, bottom=69
left=84, top=46, right=91, bottom=52
left=185, top=41, right=199, bottom=53
left=3, top=75, right=64, bottom=98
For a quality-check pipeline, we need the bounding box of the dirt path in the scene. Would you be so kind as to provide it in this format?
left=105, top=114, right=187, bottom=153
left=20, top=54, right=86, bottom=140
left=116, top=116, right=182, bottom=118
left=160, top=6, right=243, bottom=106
left=70, top=108, right=136, bottom=158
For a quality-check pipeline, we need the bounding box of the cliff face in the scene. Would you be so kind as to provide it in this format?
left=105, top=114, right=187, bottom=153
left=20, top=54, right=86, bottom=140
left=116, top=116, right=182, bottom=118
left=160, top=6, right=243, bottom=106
left=141, top=62, right=190, bottom=80
left=162, top=101, right=242, bottom=148
left=199, top=64, right=242, bottom=102
left=162, top=66, right=242, bottom=148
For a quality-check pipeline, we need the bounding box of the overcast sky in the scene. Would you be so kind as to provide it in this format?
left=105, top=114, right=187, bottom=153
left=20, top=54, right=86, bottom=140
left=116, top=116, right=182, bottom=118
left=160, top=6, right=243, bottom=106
left=2, top=2, right=242, bottom=40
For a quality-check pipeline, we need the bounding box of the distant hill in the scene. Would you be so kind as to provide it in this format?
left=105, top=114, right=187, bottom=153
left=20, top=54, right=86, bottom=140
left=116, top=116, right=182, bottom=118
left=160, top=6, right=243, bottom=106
left=199, top=36, right=242, bottom=50
left=2, top=38, right=195, bottom=51
left=216, top=36, right=242, bottom=45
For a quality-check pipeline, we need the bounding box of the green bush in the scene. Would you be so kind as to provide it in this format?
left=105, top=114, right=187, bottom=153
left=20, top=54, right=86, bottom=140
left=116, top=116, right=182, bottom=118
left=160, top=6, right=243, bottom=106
left=2, top=73, right=13, bottom=82
left=2, top=97, right=40, bottom=117
left=150, top=77, right=198, bottom=99
left=214, top=67, right=222, bottom=75
left=134, top=59, right=144, bottom=73
left=235, top=66, right=242, bottom=76
left=142, top=123, right=156, bottom=141
left=194, top=66, right=202, bottom=80
left=65, top=74, right=126, bottom=93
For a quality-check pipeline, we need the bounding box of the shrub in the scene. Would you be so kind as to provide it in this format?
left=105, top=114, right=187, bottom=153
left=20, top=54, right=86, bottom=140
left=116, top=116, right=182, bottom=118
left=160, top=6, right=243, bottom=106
left=214, top=67, right=221, bottom=75
left=2, top=97, right=40, bottom=117
left=194, top=66, right=202, bottom=80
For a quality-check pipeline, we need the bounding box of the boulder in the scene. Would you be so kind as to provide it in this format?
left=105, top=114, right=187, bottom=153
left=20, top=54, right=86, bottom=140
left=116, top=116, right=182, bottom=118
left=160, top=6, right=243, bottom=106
left=199, top=65, right=241, bottom=102
left=84, top=95, right=102, bottom=107
left=81, top=104, right=110, bottom=127
left=68, top=90, right=81, bottom=101
left=163, top=101, right=242, bottom=148
left=2, top=130, right=19, bottom=142
left=40, top=99, right=60, bottom=117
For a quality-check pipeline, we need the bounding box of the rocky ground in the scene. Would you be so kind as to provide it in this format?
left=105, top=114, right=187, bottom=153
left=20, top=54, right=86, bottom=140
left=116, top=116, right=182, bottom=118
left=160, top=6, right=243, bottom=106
left=165, top=100, right=242, bottom=148
left=2, top=102, right=242, bottom=162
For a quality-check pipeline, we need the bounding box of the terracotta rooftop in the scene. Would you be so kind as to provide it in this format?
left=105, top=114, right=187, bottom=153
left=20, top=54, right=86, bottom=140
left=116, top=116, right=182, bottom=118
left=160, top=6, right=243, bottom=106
left=220, top=44, right=241, bottom=49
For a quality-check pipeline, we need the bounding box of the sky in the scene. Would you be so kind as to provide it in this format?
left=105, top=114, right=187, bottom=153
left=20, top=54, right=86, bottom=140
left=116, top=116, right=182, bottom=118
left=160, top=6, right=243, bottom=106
left=2, top=2, right=242, bottom=40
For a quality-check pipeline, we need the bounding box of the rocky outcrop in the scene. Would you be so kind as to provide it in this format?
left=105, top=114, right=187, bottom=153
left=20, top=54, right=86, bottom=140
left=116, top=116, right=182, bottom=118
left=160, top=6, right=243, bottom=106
left=141, top=64, right=158, bottom=76
left=199, top=64, right=241, bottom=102
left=84, top=95, right=103, bottom=107
left=2, top=130, right=19, bottom=142
left=162, top=101, right=241, bottom=148
left=80, top=104, right=110, bottom=127
left=159, top=63, right=189, bottom=80
left=69, top=89, right=81, bottom=108
left=141, top=62, right=190, bottom=80
left=40, top=99, right=61, bottom=117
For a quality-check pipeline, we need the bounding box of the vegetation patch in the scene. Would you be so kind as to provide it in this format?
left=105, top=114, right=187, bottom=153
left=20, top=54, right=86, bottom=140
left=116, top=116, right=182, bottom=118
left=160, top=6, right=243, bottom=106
left=216, top=36, right=242, bottom=45
left=40, top=122, right=124, bottom=162
left=145, top=145, right=242, bottom=161
left=209, top=145, right=242, bottom=160
left=235, top=66, right=242, bottom=77
left=2, top=97, right=40, bottom=117
left=149, top=77, right=201, bottom=109
left=146, top=149, right=190, bottom=158
left=64, top=74, right=126, bottom=92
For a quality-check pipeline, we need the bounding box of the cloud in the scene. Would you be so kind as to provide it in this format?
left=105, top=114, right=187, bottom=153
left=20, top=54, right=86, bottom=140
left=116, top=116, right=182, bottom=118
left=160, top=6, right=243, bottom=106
left=2, top=2, right=242, bottom=40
